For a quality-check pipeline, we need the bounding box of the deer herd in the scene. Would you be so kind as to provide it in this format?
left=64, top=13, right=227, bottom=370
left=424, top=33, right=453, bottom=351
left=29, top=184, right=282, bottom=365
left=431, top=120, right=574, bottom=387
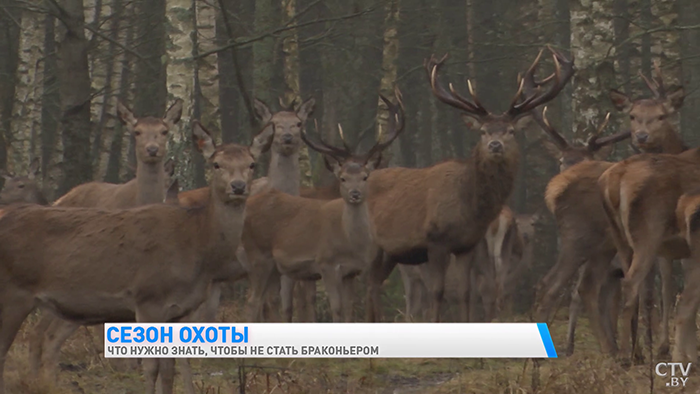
left=0, top=45, right=696, bottom=393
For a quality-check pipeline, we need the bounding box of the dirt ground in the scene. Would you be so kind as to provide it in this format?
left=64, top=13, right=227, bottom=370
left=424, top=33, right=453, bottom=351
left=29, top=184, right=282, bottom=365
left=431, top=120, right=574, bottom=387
left=5, top=304, right=700, bottom=394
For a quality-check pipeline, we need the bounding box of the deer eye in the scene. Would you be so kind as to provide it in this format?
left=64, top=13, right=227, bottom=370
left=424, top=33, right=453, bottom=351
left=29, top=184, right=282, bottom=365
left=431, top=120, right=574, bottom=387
left=340, top=177, right=346, bottom=182
left=296, top=122, right=302, bottom=127
left=629, top=115, right=635, bottom=121
left=17, top=184, right=24, bottom=189
left=134, top=131, right=142, bottom=136
left=161, top=130, right=168, bottom=135
left=363, top=175, right=368, bottom=181
left=658, top=114, right=666, bottom=121
left=213, top=162, right=220, bottom=170
left=249, top=162, right=256, bottom=169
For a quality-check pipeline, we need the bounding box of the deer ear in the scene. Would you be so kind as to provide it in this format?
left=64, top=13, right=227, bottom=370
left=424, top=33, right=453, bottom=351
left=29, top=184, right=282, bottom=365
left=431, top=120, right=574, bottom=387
left=165, top=178, right=179, bottom=203
left=365, top=152, right=384, bottom=172
left=609, top=89, right=632, bottom=112
left=593, top=144, right=615, bottom=160
left=665, top=86, right=685, bottom=112
left=253, top=98, right=273, bottom=124
left=192, top=121, right=217, bottom=159
left=163, top=99, right=183, bottom=126
left=117, top=101, right=138, bottom=127
left=324, top=155, right=342, bottom=176
left=250, top=123, right=274, bottom=159
left=28, top=157, right=41, bottom=179
left=296, top=98, right=316, bottom=123
left=163, top=157, right=175, bottom=177
left=460, top=114, right=483, bottom=131
left=322, top=156, right=334, bottom=173
left=541, top=139, right=562, bottom=160
left=513, top=113, right=533, bottom=130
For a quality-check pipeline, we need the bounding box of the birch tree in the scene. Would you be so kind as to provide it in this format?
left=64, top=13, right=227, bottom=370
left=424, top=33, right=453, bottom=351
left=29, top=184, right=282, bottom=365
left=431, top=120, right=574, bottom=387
left=376, top=0, right=400, bottom=166
left=10, top=11, right=44, bottom=176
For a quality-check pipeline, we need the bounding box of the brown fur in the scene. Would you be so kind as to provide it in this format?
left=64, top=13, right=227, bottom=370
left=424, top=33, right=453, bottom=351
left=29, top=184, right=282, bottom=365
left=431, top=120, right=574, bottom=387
left=0, top=122, right=258, bottom=394
left=598, top=148, right=700, bottom=362
left=30, top=101, right=183, bottom=377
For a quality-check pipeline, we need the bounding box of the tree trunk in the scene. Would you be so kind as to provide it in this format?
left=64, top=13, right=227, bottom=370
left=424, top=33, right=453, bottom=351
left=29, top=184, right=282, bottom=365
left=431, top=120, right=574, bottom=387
left=0, top=5, right=21, bottom=172
left=41, top=15, right=60, bottom=198
left=10, top=10, right=45, bottom=176
left=166, top=0, right=196, bottom=189
left=376, top=0, right=401, bottom=166
left=56, top=0, right=93, bottom=195
left=281, top=0, right=312, bottom=187
left=679, top=0, right=700, bottom=142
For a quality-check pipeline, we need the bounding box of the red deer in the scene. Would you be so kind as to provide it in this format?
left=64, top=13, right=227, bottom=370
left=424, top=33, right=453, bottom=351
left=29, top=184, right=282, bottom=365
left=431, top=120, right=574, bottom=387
left=399, top=207, right=536, bottom=322
left=364, top=46, right=573, bottom=323
left=0, top=158, right=47, bottom=206
left=28, top=100, right=182, bottom=375
left=0, top=121, right=258, bottom=394
left=244, top=90, right=404, bottom=323
left=535, top=106, right=630, bottom=356
left=598, top=62, right=691, bottom=363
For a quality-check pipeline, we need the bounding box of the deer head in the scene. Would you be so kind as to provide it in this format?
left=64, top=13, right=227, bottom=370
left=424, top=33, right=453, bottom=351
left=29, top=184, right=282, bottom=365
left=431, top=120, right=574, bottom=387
left=0, top=158, right=46, bottom=205
left=192, top=122, right=259, bottom=205
left=117, top=99, right=183, bottom=165
left=253, top=96, right=316, bottom=157
left=425, top=46, right=575, bottom=162
left=609, top=61, right=685, bottom=152
left=301, top=88, right=405, bottom=205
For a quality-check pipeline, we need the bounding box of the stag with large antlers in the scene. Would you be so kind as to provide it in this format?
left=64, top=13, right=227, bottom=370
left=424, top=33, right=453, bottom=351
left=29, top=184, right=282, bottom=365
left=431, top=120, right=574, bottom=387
left=244, top=90, right=405, bottom=322
left=363, top=47, right=574, bottom=323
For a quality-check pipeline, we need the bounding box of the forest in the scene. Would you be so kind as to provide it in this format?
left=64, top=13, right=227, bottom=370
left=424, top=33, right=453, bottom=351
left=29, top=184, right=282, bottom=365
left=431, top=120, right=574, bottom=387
left=1, top=0, right=700, bottom=393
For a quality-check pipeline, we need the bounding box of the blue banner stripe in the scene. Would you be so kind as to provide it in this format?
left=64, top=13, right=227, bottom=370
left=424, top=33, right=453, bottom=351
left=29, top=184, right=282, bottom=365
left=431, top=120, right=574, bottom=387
left=536, top=323, right=557, bottom=358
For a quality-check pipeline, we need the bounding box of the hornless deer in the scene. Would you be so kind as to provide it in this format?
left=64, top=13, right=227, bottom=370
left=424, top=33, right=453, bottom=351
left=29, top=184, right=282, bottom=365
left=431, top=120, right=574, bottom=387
left=0, top=121, right=258, bottom=394
left=598, top=63, right=691, bottom=363
left=245, top=97, right=318, bottom=323
left=0, top=158, right=48, bottom=206
left=535, top=106, right=630, bottom=356
left=29, top=99, right=182, bottom=376
left=365, top=47, right=573, bottom=323
left=399, top=207, right=536, bottom=322
left=244, top=90, right=404, bottom=323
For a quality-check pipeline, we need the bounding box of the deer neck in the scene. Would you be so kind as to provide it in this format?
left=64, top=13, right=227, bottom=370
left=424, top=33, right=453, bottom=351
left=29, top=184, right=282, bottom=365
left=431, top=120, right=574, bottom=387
left=202, top=190, right=247, bottom=274
left=135, top=161, right=166, bottom=205
left=268, top=151, right=300, bottom=196
left=342, top=201, right=373, bottom=251
left=471, top=149, right=519, bottom=223
left=659, top=127, right=688, bottom=154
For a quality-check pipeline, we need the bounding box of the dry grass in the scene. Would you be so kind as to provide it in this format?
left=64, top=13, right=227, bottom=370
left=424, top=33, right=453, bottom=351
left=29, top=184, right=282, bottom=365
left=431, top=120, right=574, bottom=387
left=4, top=303, right=700, bottom=394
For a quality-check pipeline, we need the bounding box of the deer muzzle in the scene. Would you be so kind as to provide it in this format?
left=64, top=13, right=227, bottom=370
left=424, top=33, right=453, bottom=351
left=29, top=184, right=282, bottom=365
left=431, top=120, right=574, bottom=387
left=488, top=140, right=503, bottom=153
left=230, top=180, right=247, bottom=195
left=146, top=145, right=159, bottom=157
left=635, top=131, right=649, bottom=144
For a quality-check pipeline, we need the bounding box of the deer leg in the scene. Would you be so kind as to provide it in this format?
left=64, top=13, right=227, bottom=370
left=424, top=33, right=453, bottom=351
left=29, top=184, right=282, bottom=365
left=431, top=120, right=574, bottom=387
left=399, top=266, right=418, bottom=321
left=246, top=255, right=277, bottom=322
left=365, top=250, right=395, bottom=322
left=135, top=304, right=177, bottom=394
left=421, top=247, right=451, bottom=323
left=657, top=257, right=674, bottom=357
left=535, top=241, right=585, bottom=323
left=280, top=276, right=295, bottom=322
left=39, top=319, right=81, bottom=378
left=673, top=258, right=700, bottom=363
left=296, top=281, right=317, bottom=322
left=0, top=291, right=35, bottom=394
left=321, top=264, right=344, bottom=323
left=565, top=264, right=586, bottom=356
left=28, top=311, right=54, bottom=375
left=342, top=275, right=356, bottom=322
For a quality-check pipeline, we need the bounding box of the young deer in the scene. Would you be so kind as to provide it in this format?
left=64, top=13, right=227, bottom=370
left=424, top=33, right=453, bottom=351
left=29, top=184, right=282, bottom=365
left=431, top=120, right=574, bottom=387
left=535, top=107, right=630, bottom=356
left=365, top=46, right=573, bottom=323
left=29, top=99, right=183, bottom=376
left=0, top=158, right=48, bottom=206
left=244, top=90, right=404, bottom=323
left=0, top=121, right=259, bottom=394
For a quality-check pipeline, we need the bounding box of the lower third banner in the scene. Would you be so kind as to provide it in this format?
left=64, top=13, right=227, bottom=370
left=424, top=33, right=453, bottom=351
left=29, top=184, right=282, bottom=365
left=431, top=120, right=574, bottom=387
left=104, top=322, right=557, bottom=358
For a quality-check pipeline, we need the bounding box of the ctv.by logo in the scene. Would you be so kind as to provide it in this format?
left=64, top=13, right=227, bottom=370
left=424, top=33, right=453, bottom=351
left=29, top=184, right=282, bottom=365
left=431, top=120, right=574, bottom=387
left=655, top=362, right=691, bottom=387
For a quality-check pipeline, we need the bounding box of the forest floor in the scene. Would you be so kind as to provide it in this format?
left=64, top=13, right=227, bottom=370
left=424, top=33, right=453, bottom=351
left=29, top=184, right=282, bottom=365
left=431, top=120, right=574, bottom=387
left=5, top=303, right=700, bottom=394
